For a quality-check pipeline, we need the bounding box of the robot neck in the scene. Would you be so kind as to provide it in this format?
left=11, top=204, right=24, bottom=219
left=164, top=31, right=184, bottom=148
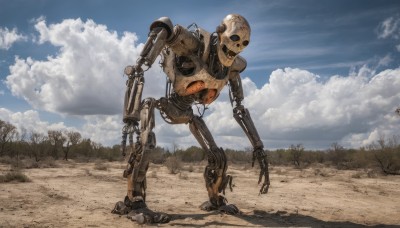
left=209, top=34, right=229, bottom=80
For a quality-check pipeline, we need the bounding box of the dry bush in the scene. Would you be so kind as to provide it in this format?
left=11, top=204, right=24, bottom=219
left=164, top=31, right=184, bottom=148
left=5, top=158, right=34, bottom=170
left=314, top=168, right=330, bottom=177
left=94, top=161, right=109, bottom=171
left=40, top=157, right=59, bottom=168
left=8, top=157, right=58, bottom=169
left=67, top=161, right=77, bottom=168
left=19, top=158, right=39, bottom=169
left=0, top=156, right=13, bottom=164
left=181, top=164, right=195, bottom=172
left=176, top=146, right=205, bottom=163
left=0, top=170, right=31, bottom=183
left=84, top=168, right=92, bottom=176
left=149, top=171, right=157, bottom=178
left=351, top=172, right=363, bottom=179
left=367, top=169, right=379, bottom=178
left=165, top=156, right=182, bottom=174
left=75, top=155, right=91, bottom=163
left=179, top=172, right=189, bottom=180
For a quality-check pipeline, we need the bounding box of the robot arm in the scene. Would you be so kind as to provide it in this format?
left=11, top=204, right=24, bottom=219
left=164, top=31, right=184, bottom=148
left=126, top=16, right=201, bottom=72
left=137, top=17, right=173, bottom=69
left=121, top=16, right=201, bottom=154
left=121, top=17, right=173, bottom=156
left=228, top=61, right=270, bottom=194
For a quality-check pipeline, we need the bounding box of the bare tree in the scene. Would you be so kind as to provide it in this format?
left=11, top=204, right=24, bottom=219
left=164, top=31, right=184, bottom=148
left=48, top=130, right=65, bottom=159
left=62, top=131, right=82, bottom=161
left=30, top=131, right=47, bottom=162
left=329, top=142, right=347, bottom=168
left=172, top=142, right=179, bottom=153
left=373, top=135, right=400, bottom=175
left=15, top=127, right=28, bottom=168
left=0, top=120, right=18, bottom=156
left=289, top=144, right=304, bottom=167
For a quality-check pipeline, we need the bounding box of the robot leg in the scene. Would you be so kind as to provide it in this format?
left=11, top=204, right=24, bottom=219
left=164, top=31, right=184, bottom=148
left=189, top=115, right=238, bottom=214
left=125, top=98, right=156, bottom=206
left=113, top=98, right=169, bottom=224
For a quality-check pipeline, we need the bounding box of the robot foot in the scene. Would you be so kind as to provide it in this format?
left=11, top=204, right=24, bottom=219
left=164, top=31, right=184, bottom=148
left=112, top=197, right=170, bottom=224
left=200, top=201, right=240, bottom=215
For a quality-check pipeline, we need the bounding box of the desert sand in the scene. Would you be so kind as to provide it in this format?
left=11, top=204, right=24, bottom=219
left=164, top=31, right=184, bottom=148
left=1, top=161, right=399, bottom=227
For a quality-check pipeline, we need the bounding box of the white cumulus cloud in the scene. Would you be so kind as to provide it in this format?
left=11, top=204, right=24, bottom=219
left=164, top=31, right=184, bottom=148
left=5, top=18, right=165, bottom=116
left=81, top=114, right=122, bottom=146
left=0, top=108, right=76, bottom=135
left=0, top=27, right=27, bottom=50
left=204, top=67, right=400, bottom=149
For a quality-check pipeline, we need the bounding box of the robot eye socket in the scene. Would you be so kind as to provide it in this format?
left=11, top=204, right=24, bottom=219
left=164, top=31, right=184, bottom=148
left=230, top=35, right=240, bottom=41
left=243, top=40, right=249, bottom=46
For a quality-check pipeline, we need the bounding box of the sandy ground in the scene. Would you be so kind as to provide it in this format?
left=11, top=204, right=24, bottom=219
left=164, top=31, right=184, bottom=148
left=1, top=161, right=400, bottom=228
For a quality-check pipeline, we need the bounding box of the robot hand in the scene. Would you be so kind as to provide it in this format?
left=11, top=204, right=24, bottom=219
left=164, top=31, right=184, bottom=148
left=252, top=148, right=270, bottom=195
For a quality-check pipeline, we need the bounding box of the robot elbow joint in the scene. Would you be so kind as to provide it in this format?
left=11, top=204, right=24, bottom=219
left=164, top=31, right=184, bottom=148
left=150, top=17, right=174, bottom=39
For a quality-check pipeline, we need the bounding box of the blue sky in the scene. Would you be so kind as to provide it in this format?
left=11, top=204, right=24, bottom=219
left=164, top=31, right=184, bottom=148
left=1, top=0, right=400, bottom=150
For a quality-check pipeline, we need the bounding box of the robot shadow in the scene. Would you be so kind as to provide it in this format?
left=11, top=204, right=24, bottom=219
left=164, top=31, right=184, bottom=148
left=169, top=209, right=397, bottom=227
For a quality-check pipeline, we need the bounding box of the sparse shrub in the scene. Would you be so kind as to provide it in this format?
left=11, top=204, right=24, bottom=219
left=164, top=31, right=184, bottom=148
left=187, top=165, right=194, bottom=172
left=351, top=172, right=362, bottom=179
left=182, top=164, right=195, bottom=172
left=40, top=157, right=58, bottom=168
left=0, top=155, right=13, bottom=164
left=176, top=146, right=205, bottom=162
left=225, top=148, right=252, bottom=164
left=94, top=161, right=109, bottom=171
left=21, top=158, right=40, bottom=169
left=84, top=168, right=92, bottom=176
left=148, top=146, right=170, bottom=164
left=314, top=168, right=329, bottom=177
left=367, top=169, right=378, bottom=178
left=179, top=172, right=188, bottom=180
left=75, top=155, right=91, bottom=163
left=362, top=135, right=400, bottom=175
left=0, top=171, right=31, bottom=183
left=7, top=157, right=58, bottom=169
left=165, top=156, right=182, bottom=174
left=149, top=171, right=157, bottom=178
left=289, top=144, right=304, bottom=168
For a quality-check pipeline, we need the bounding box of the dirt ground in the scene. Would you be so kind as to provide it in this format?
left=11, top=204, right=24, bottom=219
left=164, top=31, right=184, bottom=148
left=1, top=160, right=399, bottom=228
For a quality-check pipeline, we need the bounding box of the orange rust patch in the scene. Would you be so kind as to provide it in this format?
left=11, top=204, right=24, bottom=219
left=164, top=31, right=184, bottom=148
left=204, top=89, right=217, bottom=104
left=185, top=81, right=205, bottom=95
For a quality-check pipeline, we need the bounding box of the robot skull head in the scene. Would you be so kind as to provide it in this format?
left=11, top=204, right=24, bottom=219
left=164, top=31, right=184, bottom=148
left=216, top=14, right=251, bottom=67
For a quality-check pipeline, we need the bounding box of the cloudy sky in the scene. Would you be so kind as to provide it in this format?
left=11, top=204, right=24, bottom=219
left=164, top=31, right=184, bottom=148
left=1, top=0, right=399, bottom=150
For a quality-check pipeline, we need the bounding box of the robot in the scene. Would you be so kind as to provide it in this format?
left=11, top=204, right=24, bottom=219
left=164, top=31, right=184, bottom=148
left=112, top=14, right=270, bottom=224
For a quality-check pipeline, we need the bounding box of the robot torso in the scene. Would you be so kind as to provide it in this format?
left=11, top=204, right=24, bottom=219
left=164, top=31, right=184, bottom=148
left=161, top=26, right=246, bottom=105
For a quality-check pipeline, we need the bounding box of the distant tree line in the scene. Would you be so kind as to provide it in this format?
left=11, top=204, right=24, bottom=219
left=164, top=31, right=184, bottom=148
left=0, top=119, right=121, bottom=164
left=0, top=118, right=399, bottom=175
